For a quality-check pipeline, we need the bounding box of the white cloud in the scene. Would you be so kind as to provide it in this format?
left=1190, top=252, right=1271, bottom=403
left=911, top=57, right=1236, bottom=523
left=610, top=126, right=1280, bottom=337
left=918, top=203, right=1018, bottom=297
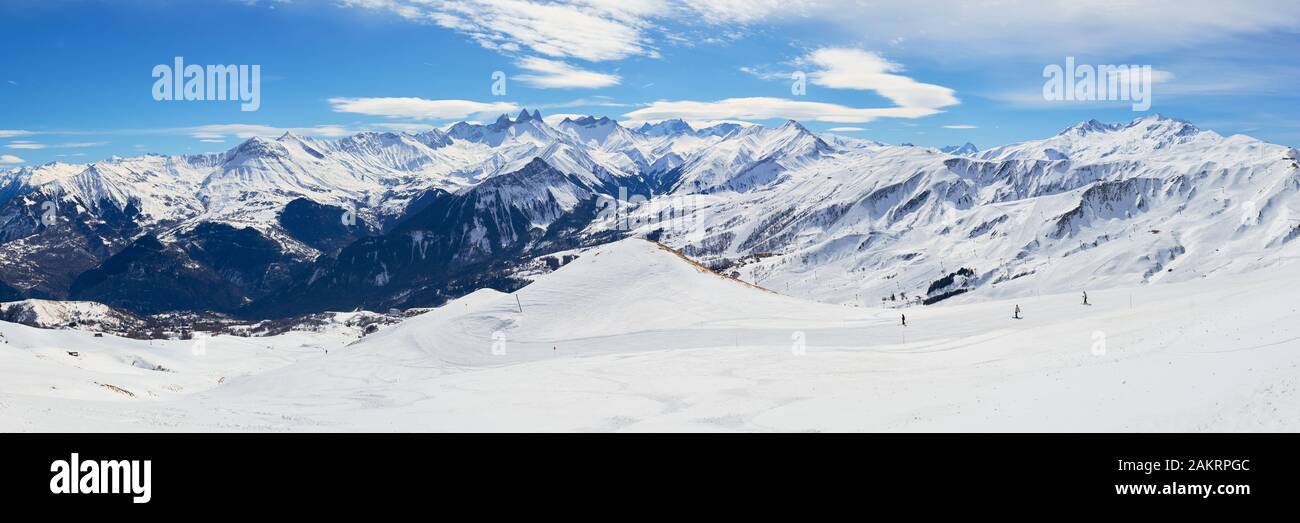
left=738, top=65, right=786, bottom=81
left=677, top=0, right=807, bottom=24
left=676, top=0, right=1300, bottom=58
left=341, top=0, right=1300, bottom=66
left=533, top=97, right=631, bottom=110
left=803, top=48, right=959, bottom=112
left=626, top=48, right=958, bottom=124
left=0, top=130, right=33, bottom=138
left=625, top=96, right=944, bottom=124
left=329, top=97, right=518, bottom=120
left=1111, top=67, right=1176, bottom=87
left=5, top=139, right=107, bottom=149
left=0, top=154, right=25, bottom=164
left=515, top=57, right=621, bottom=89
left=827, top=126, right=867, bottom=132
left=369, top=122, right=439, bottom=133
left=990, top=66, right=1179, bottom=108
left=943, top=125, right=978, bottom=129
left=187, top=124, right=356, bottom=140
left=346, top=0, right=657, bottom=62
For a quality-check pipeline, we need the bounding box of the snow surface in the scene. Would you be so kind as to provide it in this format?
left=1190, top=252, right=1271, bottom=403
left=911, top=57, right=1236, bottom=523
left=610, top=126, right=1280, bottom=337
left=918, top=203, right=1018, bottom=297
left=2, top=239, right=1297, bottom=432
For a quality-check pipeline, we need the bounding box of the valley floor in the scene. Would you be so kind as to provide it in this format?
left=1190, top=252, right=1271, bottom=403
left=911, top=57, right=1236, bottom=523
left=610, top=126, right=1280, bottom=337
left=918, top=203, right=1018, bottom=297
left=1, top=240, right=1297, bottom=432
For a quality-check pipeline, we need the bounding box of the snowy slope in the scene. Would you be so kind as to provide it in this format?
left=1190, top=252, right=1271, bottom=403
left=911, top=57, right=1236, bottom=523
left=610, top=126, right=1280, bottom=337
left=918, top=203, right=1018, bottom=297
left=0, top=299, right=143, bottom=331
left=2, top=238, right=1298, bottom=431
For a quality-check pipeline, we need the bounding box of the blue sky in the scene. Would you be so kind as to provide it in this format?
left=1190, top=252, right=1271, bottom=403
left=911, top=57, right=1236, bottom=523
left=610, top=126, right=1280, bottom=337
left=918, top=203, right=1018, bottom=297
left=2, top=0, right=1298, bottom=166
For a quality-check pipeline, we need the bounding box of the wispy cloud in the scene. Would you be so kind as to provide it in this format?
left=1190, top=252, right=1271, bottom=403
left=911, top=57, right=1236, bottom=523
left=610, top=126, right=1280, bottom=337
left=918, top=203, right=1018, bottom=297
left=802, top=48, right=958, bottom=112
left=0, top=154, right=25, bottom=165
left=329, top=97, right=518, bottom=120
left=346, top=1, right=1300, bottom=62
left=186, top=124, right=355, bottom=140
left=368, top=122, right=438, bottom=133
left=533, top=97, right=631, bottom=110
left=627, top=47, right=958, bottom=124
left=0, top=130, right=34, bottom=138
left=943, top=125, right=978, bottom=129
left=515, top=57, right=620, bottom=89
left=682, top=0, right=1300, bottom=58
left=626, top=96, right=944, bottom=124
left=738, top=65, right=787, bottom=81
left=6, top=139, right=108, bottom=149
left=344, top=0, right=658, bottom=62
left=826, top=127, right=867, bottom=132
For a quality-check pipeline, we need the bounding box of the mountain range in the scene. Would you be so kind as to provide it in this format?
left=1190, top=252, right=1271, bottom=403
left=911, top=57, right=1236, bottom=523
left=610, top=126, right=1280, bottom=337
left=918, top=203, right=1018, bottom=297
left=1, top=110, right=1296, bottom=320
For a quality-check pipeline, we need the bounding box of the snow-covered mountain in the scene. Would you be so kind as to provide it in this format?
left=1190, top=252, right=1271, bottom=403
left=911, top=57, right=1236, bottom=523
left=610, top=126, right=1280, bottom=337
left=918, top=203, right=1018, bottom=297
left=1, top=112, right=1296, bottom=319
left=0, top=110, right=651, bottom=305
left=667, top=120, right=833, bottom=194
left=608, top=114, right=1300, bottom=309
left=0, top=299, right=144, bottom=332
left=940, top=142, right=979, bottom=155
left=6, top=238, right=1299, bottom=431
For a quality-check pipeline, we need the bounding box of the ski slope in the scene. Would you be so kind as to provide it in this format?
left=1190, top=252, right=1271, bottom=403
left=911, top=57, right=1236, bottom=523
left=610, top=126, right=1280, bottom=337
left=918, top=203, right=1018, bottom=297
left=1, top=239, right=1297, bottom=431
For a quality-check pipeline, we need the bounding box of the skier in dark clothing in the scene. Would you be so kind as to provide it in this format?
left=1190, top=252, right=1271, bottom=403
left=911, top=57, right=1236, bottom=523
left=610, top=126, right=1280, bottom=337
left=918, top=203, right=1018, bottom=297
left=1082, top=291, right=1089, bottom=305
left=901, top=314, right=907, bottom=326
left=1013, top=304, right=1021, bottom=319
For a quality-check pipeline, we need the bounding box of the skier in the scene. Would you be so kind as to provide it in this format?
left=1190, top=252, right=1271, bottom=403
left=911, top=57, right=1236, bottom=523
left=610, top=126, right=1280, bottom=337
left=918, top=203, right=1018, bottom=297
left=1082, top=291, right=1089, bottom=305
left=901, top=313, right=907, bottom=327
left=1013, top=304, right=1021, bottom=319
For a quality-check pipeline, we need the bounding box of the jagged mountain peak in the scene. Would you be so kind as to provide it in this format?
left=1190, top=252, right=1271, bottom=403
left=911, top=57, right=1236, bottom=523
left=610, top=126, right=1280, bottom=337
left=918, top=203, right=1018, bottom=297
left=1058, top=114, right=1199, bottom=138
left=565, top=115, right=616, bottom=127
left=777, top=119, right=808, bottom=132
left=519, top=156, right=553, bottom=171
left=1124, top=113, right=1200, bottom=135
left=979, top=114, right=1221, bottom=163
left=636, top=119, right=694, bottom=137
left=223, top=135, right=292, bottom=163
left=555, top=115, right=637, bottom=150
left=940, top=142, right=979, bottom=155
left=1060, top=118, right=1121, bottom=136
left=695, top=122, right=744, bottom=138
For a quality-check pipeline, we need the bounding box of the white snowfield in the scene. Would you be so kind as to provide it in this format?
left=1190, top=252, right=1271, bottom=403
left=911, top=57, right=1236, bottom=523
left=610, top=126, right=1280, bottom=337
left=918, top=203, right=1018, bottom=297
left=1, top=239, right=1296, bottom=432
